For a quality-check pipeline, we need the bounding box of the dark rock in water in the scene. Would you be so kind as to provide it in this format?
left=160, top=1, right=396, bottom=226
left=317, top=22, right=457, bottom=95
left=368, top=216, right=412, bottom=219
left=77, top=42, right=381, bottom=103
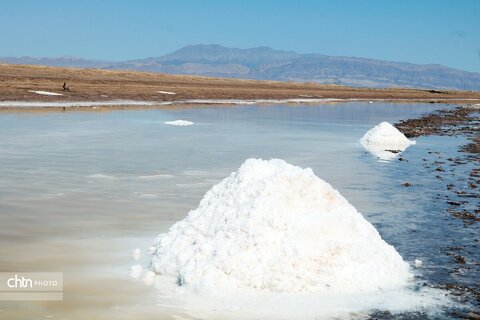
left=466, top=312, right=480, bottom=320
left=461, top=136, right=480, bottom=154
left=457, top=193, right=479, bottom=199
left=454, top=254, right=467, bottom=264
left=447, top=201, right=462, bottom=206
left=436, top=167, right=445, bottom=172
left=471, top=169, right=480, bottom=178
left=401, top=182, right=412, bottom=187
left=448, top=208, right=480, bottom=223
left=384, top=149, right=401, bottom=154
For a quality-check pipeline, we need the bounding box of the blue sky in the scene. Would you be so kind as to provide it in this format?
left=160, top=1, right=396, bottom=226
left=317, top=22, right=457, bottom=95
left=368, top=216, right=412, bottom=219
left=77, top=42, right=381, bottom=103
left=1, top=0, right=479, bottom=72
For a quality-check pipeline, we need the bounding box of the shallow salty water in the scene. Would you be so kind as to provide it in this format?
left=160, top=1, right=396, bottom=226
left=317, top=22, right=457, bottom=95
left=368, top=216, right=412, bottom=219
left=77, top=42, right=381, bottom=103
left=0, top=102, right=476, bottom=319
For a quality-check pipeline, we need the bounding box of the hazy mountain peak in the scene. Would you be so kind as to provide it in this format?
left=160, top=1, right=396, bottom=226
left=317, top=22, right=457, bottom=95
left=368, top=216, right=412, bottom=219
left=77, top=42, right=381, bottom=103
left=159, top=44, right=301, bottom=65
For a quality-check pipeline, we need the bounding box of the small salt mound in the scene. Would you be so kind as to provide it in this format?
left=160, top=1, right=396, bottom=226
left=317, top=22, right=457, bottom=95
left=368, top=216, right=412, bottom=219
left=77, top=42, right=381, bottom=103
left=28, top=90, right=63, bottom=96
left=164, top=120, right=194, bottom=126
left=158, top=90, right=176, bottom=95
left=151, top=158, right=411, bottom=294
left=360, top=122, right=416, bottom=161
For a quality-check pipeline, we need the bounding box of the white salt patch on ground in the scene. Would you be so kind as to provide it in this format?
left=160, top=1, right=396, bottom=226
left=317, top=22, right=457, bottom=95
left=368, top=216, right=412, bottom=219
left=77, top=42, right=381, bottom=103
left=0, top=100, right=167, bottom=108
left=2, top=98, right=479, bottom=109
left=158, top=90, right=176, bottom=95
left=28, top=90, right=63, bottom=96
left=151, top=158, right=411, bottom=294
left=0, top=98, right=338, bottom=108
left=360, top=121, right=416, bottom=161
left=164, top=120, right=194, bottom=126
left=183, top=98, right=344, bottom=105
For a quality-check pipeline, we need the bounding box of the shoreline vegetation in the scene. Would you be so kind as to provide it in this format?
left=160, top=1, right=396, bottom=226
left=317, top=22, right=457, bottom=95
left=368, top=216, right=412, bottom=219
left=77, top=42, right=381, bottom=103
left=1, top=63, right=480, bottom=112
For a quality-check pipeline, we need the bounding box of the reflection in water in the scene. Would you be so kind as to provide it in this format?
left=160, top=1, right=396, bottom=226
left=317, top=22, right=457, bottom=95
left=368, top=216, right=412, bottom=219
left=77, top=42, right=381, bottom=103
left=0, top=103, right=469, bottom=319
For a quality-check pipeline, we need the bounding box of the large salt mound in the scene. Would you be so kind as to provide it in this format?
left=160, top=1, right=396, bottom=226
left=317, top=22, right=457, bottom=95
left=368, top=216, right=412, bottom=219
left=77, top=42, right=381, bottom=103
left=151, top=159, right=411, bottom=294
left=360, top=122, right=416, bottom=160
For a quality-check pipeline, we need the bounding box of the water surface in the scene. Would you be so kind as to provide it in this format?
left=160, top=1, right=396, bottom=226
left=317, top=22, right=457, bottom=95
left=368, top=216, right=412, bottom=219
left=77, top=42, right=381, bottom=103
left=0, top=102, right=476, bottom=319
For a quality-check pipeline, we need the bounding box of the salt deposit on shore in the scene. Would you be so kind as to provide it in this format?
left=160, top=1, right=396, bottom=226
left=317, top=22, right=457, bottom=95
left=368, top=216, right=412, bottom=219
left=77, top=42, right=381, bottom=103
left=0, top=98, right=345, bottom=109
left=28, top=90, right=63, bottom=96
left=1, top=98, right=480, bottom=110
left=158, top=90, right=176, bottom=95
left=0, top=100, right=165, bottom=108
left=164, top=120, right=194, bottom=126
left=360, top=121, right=416, bottom=160
left=151, top=158, right=411, bottom=294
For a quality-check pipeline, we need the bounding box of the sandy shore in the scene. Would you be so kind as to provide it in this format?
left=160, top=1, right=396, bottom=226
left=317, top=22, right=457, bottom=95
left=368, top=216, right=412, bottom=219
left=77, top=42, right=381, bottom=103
left=1, top=63, right=480, bottom=112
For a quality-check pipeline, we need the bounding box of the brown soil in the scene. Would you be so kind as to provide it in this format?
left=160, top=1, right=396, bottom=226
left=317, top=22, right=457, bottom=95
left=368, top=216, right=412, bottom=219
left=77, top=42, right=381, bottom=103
left=1, top=63, right=480, bottom=111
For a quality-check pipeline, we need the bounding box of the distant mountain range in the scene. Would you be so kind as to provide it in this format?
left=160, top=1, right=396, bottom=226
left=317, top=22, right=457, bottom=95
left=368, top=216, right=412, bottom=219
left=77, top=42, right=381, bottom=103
left=2, top=44, right=480, bottom=90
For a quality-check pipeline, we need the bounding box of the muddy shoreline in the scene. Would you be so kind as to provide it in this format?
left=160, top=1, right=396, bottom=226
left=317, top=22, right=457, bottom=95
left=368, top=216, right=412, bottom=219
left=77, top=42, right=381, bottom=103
left=395, top=104, right=480, bottom=224
left=395, top=104, right=480, bottom=312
